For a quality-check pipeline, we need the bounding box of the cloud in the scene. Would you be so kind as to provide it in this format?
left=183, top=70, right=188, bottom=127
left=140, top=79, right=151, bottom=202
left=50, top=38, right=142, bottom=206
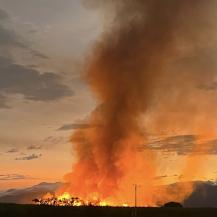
left=0, top=8, right=67, bottom=108
left=0, top=174, right=29, bottom=181
left=0, top=94, right=10, bottom=109
left=43, top=136, right=69, bottom=145
left=141, top=135, right=217, bottom=155
left=200, top=140, right=217, bottom=155
left=0, top=24, right=25, bottom=48
left=6, top=148, right=19, bottom=153
left=0, top=13, right=18, bottom=45
left=0, top=8, right=48, bottom=59
left=143, top=135, right=196, bottom=155
left=57, top=123, right=91, bottom=131
left=0, top=8, right=9, bottom=20
left=0, top=56, right=73, bottom=107
left=27, top=145, right=42, bottom=150
left=15, top=154, right=42, bottom=161
left=29, top=49, right=49, bottom=59
left=154, top=175, right=168, bottom=180
left=155, top=174, right=178, bottom=180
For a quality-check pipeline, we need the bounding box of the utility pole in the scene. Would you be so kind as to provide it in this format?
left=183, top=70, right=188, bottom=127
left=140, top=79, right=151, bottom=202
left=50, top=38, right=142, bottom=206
left=133, top=184, right=139, bottom=217
left=134, top=184, right=137, bottom=208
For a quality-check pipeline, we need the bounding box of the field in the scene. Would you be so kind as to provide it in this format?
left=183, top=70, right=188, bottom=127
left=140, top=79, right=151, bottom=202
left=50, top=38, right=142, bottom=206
left=0, top=204, right=217, bottom=217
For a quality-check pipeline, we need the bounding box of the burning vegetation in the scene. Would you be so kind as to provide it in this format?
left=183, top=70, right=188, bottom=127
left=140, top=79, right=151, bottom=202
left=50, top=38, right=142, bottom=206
left=33, top=192, right=128, bottom=207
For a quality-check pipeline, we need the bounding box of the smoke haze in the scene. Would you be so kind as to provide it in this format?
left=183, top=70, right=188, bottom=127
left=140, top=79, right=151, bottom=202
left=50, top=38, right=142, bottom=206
left=60, top=0, right=217, bottom=205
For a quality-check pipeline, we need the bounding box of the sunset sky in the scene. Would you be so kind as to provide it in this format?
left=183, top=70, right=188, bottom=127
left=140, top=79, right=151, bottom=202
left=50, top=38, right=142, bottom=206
left=0, top=0, right=102, bottom=190
left=0, top=0, right=217, bottom=191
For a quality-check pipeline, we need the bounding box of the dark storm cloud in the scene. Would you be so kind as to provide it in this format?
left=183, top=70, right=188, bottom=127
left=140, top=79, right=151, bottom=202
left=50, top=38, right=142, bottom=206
left=0, top=174, right=28, bottom=181
left=140, top=135, right=217, bottom=155
left=0, top=56, right=73, bottom=107
left=15, top=153, right=42, bottom=161
left=57, top=123, right=91, bottom=131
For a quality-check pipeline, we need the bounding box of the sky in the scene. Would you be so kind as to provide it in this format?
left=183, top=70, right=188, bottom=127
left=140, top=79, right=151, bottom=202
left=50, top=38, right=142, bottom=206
left=0, top=0, right=217, bottom=191
left=0, top=0, right=103, bottom=190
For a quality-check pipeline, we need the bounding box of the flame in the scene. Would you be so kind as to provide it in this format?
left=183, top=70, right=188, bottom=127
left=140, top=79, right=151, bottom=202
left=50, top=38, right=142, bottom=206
left=57, top=192, right=71, bottom=201
left=99, top=201, right=109, bottom=206
left=122, top=203, right=128, bottom=207
left=34, top=192, right=119, bottom=207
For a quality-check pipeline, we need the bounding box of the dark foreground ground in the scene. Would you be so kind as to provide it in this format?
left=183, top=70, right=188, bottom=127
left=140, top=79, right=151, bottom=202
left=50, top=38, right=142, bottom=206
left=0, top=204, right=217, bottom=217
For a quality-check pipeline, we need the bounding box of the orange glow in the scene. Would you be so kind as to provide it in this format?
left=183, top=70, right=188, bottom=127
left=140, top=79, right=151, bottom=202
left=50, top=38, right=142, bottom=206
left=36, top=192, right=114, bottom=207
left=57, top=192, right=71, bottom=201
left=55, top=0, right=217, bottom=208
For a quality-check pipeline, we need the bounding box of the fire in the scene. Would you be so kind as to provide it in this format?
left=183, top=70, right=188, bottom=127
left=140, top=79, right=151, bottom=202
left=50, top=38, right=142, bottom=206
left=57, top=192, right=71, bottom=201
left=36, top=0, right=215, bottom=207
left=99, top=201, right=108, bottom=206
left=33, top=192, right=119, bottom=207
left=122, top=203, right=129, bottom=207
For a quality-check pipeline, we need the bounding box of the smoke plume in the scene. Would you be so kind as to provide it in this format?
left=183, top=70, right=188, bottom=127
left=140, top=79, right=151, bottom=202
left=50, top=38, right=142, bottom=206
left=60, top=0, right=217, bottom=205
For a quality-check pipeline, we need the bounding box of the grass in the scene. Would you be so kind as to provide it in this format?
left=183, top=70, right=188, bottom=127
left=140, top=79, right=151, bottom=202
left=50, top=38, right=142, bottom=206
left=0, top=203, right=216, bottom=217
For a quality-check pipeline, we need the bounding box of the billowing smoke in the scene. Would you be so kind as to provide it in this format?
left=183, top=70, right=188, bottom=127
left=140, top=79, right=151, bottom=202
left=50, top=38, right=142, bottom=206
left=60, top=0, right=217, bottom=205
